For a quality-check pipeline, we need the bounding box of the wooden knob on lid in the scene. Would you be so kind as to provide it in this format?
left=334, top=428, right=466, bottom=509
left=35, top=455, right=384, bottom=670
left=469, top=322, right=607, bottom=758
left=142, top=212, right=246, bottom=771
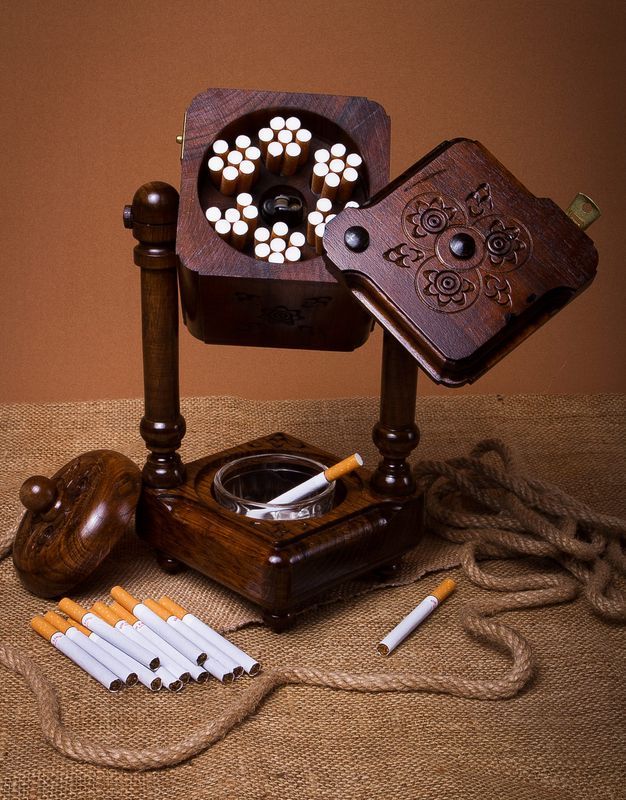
left=19, top=476, right=58, bottom=515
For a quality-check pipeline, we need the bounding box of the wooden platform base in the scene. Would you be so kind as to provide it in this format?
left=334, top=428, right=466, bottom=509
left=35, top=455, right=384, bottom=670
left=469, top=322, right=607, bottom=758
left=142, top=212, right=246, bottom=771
left=137, top=433, right=423, bottom=629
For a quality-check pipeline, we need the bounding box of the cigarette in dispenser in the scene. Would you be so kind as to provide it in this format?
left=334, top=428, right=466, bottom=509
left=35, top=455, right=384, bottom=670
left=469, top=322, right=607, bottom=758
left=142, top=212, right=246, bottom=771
left=93, top=602, right=183, bottom=691
left=31, top=616, right=124, bottom=692
left=306, top=211, right=324, bottom=245
left=212, top=139, right=229, bottom=158
left=254, top=227, right=271, bottom=246
left=315, top=222, right=326, bottom=254
left=325, top=214, right=337, bottom=224
left=144, top=599, right=240, bottom=681
left=208, top=156, right=224, bottom=188
left=346, top=152, right=362, bottom=169
left=377, top=578, right=457, bottom=656
left=44, top=610, right=138, bottom=687
left=58, top=598, right=160, bottom=670
left=242, top=204, right=259, bottom=233
left=220, top=166, right=239, bottom=196
left=285, top=246, right=301, bottom=263
left=271, top=453, right=363, bottom=505
left=227, top=150, right=243, bottom=167
left=285, top=116, right=301, bottom=132
left=316, top=197, right=333, bottom=215
left=321, top=173, right=340, bottom=201
left=224, top=208, right=241, bottom=224
left=214, top=219, right=231, bottom=242
left=258, top=127, right=274, bottom=158
left=265, top=141, right=284, bottom=174
left=244, top=145, right=261, bottom=167
left=329, top=158, right=345, bottom=175
left=295, top=128, right=312, bottom=164
left=235, top=134, right=251, bottom=154
left=289, top=231, right=306, bottom=249
left=236, top=192, right=253, bottom=213
left=281, top=142, right=302, bottom=177
left=314, top=148, right=330, bottom=165
left=330, top=142, right=347, bottom=160
left=344, top=200, right=360, bottom=208
left=205, top=206, right=221, bottom=226
left=338, top=167, right=359, bottom=203
left=311, top=163, right=329, bottom=194
left=231, top=220, right=249, bottom=251
left=110, top=586, right=207, bottom=666
left=270, top=238, right=286, bottom=254
left=269, top=116, right=286, bottom=134
left=254, top=243, right=271, bottom=261
left=268, top=252, right=285, bottom=263
left=271, top=221, right=289, bottom=241
left=159, top=596, right=261, bottom=676
left=238, top=160, right=256, bottom=192
left=277, top=129, right=293, bottom=146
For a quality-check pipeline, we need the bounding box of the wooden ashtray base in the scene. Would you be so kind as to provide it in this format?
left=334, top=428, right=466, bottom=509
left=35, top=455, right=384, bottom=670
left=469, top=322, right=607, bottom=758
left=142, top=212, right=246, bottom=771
left=137, top=433, right=423, bottom=629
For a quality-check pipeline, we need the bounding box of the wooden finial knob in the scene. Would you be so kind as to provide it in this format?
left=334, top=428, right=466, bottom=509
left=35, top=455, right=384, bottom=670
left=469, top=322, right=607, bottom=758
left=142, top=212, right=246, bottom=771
left=19, top=476, right=58, bottom=514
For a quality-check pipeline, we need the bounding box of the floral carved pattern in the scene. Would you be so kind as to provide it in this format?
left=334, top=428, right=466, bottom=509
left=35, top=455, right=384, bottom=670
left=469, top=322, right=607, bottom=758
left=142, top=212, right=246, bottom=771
left=395, top=186, right=532, bottom=313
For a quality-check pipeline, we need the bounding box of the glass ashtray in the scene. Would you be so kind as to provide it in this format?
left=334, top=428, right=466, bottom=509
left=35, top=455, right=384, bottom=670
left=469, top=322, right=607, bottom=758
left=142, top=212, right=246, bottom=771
left=213, top=453, right=335, bottom=521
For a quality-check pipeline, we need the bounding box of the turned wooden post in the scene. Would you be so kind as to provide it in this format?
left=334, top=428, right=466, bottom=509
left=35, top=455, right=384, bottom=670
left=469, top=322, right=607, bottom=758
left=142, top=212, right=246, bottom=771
left=371, top=330, right=420, bottom=496
left=124, top=182, right=186, bottom=488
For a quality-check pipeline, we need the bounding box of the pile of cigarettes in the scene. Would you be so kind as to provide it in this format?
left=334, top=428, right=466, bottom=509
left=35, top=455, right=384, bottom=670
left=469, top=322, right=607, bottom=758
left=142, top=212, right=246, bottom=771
left=204, top=116, right=362, bottom=262
left=30, top=587, right=260, bottom=693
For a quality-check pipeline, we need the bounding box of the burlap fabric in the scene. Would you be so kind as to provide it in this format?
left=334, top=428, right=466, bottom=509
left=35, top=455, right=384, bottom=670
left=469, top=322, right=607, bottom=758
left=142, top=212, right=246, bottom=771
left=1, top=394, right=624, bottom=798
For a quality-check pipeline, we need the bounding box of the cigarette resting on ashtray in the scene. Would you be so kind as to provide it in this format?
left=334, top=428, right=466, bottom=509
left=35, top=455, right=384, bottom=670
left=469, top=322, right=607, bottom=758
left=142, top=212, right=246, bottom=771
left=268, top=452, right=363, bottom=506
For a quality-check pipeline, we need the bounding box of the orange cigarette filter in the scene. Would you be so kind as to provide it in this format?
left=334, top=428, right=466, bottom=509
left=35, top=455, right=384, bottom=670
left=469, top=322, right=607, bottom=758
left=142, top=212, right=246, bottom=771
left=110, top=586, right=140, bottom=612
left=43, top=610, right=72, bottom=634
left=431, top=578, right=456, bottom=603
left=58, top=597, right=90, bottom=624
left=109, top=600, right=139, bottom=626
left=324, top=453, right=364, bottom=482
left=143, top=598, right=171, bottom=621
left=159, top=596, right=188, bottom=618
left=91, top=601, right=125, bottom=627
left=31, top=616, right=58, bottom=641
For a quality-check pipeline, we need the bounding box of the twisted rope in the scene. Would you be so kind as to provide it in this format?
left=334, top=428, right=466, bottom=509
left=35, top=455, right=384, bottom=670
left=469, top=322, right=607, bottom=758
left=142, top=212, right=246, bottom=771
left=1, top=439, right=624, bottom=770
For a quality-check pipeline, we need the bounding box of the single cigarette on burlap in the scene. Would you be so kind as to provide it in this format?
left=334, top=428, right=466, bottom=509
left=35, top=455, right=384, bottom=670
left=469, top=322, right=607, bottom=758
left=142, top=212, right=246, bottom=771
left=254, top=226, right=270, bottom=246
left=44, top=610, right=138, bottom=687
left=224, top=208, right=240, bottom=224
left=111, top=586, right=207, bottom=666
left=231, top=220, right=249, bottom=251
left=315, top=222, right=326, bottom=255
left=145, top=599, right=239, bottom=681
left=271, top=221, right=289, bottom=241
left=235, top=134, right=251, bottom=154
left=265, top=141, right=283, bottom=174
left=242, top=204, right=258, bottom=233
left=208, top=156, right=224, bottom=188
left=311, top=163, right=329, bottom=194
left=31, top=616, right=123, bottom=692
left=295, top=129, right=311, bottom=164
left=94, top=602, right=182, bottom=691
left=377, top=578, right=457, bottom=656
left=268, top=252, right=284, bottom=263
left=214, top=219, right=231, bottom=242
left=321, top=172, right=340, bottom=201
left=338, top=167, right=359, bottom=203
left=205, top=206, right=221, bottom=226
left=58, top=598, right=159, bottom=670
left=220, top=165, right=239, bottom=196
left=285, top=246, right=301, bottom=263
left=258, top=127, right=273, bottom=158
left=330, top=142, right=347, bottom=159
left=329, top=158, right=345, bottom=175
left=77, top=609, right=162, bottom=691
left=236, top=192, right=253, bottom=213
left=285, top=116, right=301, bottom=132
left=238, top=159, right=255, bottom=192
left=212, top=139, right=229, bottom=158
left=270, top=453, right=363, bottom=506
left=346, top=152, right=362, bottom=169
left=289, top=231, right=306, bottom=249
left=269, top=115, right=286, bottom=134
left=306, top=211, right=324, bottom=246
left=281, top=142, right=301, bottom=177
left=160, top=596, right=260, bottom=676
left=254, top=242, right=271, bottom=261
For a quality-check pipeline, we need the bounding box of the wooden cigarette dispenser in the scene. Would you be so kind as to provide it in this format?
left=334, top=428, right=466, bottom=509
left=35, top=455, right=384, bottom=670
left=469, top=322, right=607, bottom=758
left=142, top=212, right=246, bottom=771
left=13, top=89, right=599, bottom=626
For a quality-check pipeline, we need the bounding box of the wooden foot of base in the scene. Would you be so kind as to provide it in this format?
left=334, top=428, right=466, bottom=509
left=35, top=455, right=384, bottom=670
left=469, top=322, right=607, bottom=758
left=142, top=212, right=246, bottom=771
left=156, top=550, right=186, bottom=574
left=363, top=560, right=401, bottom=582
left=262, top=610, right=297, bottom=632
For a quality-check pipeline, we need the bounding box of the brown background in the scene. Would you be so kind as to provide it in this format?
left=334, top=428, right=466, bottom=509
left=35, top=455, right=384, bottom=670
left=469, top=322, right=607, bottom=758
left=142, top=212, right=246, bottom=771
left=1, top=0, right=624, bottom=404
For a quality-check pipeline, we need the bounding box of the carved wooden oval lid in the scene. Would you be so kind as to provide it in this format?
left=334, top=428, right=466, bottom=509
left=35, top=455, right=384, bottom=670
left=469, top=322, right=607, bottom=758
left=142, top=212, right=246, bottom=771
left=13, top=450, right=141, bottom=598
left=323, top=139, right=598, bottom=386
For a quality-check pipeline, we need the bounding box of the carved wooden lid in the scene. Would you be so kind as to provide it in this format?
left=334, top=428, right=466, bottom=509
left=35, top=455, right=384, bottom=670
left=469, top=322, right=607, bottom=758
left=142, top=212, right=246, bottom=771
left=13, top=450, right=141, bottom=598
left=323, top=139, right=599, bottom=386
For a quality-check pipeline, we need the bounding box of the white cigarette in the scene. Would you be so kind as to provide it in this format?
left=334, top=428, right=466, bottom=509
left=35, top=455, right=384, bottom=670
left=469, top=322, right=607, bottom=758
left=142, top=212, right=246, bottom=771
left=208, top=155, right=224, bottom=187
left=289, top=231, right=306, bottom=248
left=344, top=200, right=360, bottom=208
left=316, top=197, right=333, bottom=215
left=31, top=618, right=123, bottom=692
left=295, top=128, right=312, bottom=164
left=285, top=246, right=301, bottom=263
left=346, top=152, right=362, bottom=169
left=254, top=226, right=271, bottom=245
left=244, top=145, right=261, bottom=166
left=214, top=219, right=231, bottom=241
left=117, top=619, right=186, bottom=688
left=224, top=207, right=241, bottom=224
left=377, top=579, right=457, bottom=655
left=258, top=127, right=274, bottom=158
left=277, top=129, right=293, bottom=146
left=220, top=165, right=239, bottom=196
left=321, top=172, right=340, bottom=201
left=159, top=597, right=261, bottom=676
left=270, top=237, right=286, bottom=253
left=58, top=599, right=160, bottom=669
left=242, top=204, right=259, bottom=231
left=307, top=211, right=324, bottom=245
left=338, top=167, right=359, bottom=202
left=269, top=453, right=363, bottom=506
left=315, top=222, right=326, bottom=255
left=281, top=142, right=301, bottom=176
left=131, top=620, right=203, bottom=683
left=268, top=252, right=285, bottom=264
left=227, top=150, right=243, bottom=167
left=88, top=631, right=162, bottom=690
left=205, top=206, right=221, bottom=225
left=314, top=148, right=330, bottom=164
left=330, top=142, right=347, bottom=159
left=271, top=221, right=289, bottom=240
left=269, top=116, right=286, bottom=133
left=235, top=134, right=251, bottom=154
left=236, top=192, right=253, bottom=212
left=254, top=242, right=271, bottom=261
left=286, top=116, right=301, bottom=132
left=110, top=587, right=207, bottom=666
left=238, top=159, right=255, bottom=192
left=231, top=220, right=249, bottom=251
left=212, top=139, right=229, bottom=157
left=311, top=162, right=329, bottom=194
left=329, top=158, right=345, bottom=174
left=265, top=141, right=283, bottom=174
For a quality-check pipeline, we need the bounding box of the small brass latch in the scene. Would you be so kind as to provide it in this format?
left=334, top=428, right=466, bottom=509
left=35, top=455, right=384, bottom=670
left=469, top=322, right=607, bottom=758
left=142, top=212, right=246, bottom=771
left=565, top=193, right=601, bottom=231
